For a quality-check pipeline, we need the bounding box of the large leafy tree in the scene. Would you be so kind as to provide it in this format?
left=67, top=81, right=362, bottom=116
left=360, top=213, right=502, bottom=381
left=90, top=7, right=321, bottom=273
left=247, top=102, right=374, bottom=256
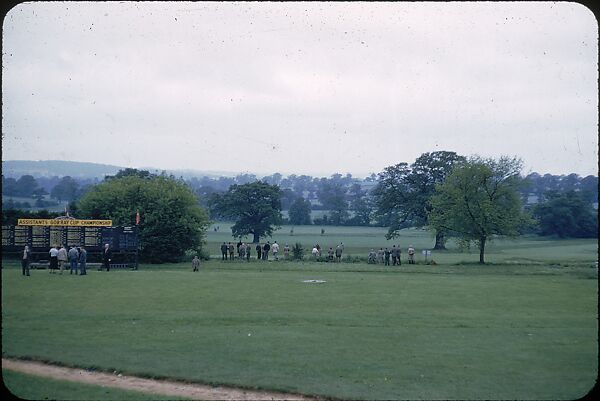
left=533, top=190, right=598, bottom=238
left=373, top=151, right=465, bottom=248
left=209, top=181, right=282, bottom=243
left=428, top=156, right=528, bottom=264
left=50, top=176, right=80, bottom=202
left=288, top=196, right=312, bottom=225
left=78, top=171, right=209, bottom=263
left=316, top=178, right=349, bottom=225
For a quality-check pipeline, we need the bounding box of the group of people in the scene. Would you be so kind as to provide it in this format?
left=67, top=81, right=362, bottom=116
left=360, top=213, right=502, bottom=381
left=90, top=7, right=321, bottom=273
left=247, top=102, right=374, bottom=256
left=220, top=241, right=288, bottom=261
left=311, top=242, right=345, bottom=262
left=368, top=245, right=416, bottom=265
left=20, top=243, right=114, bottom=276
left=46, top=244, right=88, bottom=275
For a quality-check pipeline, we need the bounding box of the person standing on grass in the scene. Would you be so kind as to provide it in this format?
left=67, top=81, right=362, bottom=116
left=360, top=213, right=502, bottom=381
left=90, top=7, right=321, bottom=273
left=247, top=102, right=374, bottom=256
left=78, top=246, right=87, bottom=276
left=335, top=243, right=343, bottom=262
left=221, top=242, right=228, bottom=260
left=102, top=243, right=112, bottom=271
left=408, top=245, right=416, bottom=264
left=384, top=247, right=391, bottom=266
left=263, top=241, right=271, bottom=261
left=57, top=245, right=68, bottom=275
left=68, top=246, right=79, bottom=275
left=391, top=245, right=399, bottom=265
left=246, top=245, right=251, bottom=262
left=255, top=243, right=262, bottom=261
left=240, top=243, right=247, bottom=260
left=228, top=242, right=235, bottom=261
left=377, top=248, right=384, bottom=264
left=192, top=255, right=200, bottom=272
left=49, top=245, right=59, bottom=274
left=22, top=245, right=31, bottom=276
left=328, top=247, right=334, bottom=262
left=272, top=241, right=280, bottom=260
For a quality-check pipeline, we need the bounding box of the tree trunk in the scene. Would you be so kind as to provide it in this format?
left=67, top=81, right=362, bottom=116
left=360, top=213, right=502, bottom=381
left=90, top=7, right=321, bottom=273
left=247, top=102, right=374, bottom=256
left=253, top=233, right=260, bottom=243
left=433, top=231, right=446, bottom=250
left=479, top=236, right=486, bottom=264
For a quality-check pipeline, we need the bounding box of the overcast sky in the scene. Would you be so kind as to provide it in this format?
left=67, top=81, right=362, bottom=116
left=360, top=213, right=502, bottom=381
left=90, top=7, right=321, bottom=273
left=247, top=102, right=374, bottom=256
left=2, top=1, right=598, bottom=178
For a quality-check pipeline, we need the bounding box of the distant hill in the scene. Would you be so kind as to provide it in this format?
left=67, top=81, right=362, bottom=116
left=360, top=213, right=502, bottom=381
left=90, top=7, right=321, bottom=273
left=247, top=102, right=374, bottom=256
left=2, top=160, right=124, bottom=179
left=2, top=160, right=238, bottom=179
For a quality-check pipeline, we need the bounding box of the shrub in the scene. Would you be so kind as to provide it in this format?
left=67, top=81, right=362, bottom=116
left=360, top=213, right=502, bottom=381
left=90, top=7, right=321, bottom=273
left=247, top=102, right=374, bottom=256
left=292, top=243, right=304, bottom=260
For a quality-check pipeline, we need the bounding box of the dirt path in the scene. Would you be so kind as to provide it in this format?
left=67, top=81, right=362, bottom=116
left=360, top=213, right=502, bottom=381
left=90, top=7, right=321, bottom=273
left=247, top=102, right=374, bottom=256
left=2, top=358, right=318, bottom=400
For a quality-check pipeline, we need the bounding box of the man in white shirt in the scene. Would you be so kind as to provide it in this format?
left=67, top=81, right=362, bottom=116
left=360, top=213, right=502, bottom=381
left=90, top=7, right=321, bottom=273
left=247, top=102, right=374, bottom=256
left=271, top=241, right=280, bottom=260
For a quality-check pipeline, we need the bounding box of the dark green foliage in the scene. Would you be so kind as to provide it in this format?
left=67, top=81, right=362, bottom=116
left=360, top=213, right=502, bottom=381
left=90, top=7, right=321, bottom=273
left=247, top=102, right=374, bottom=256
left=209, top=181, right=282, bottom=243
left=1, top=209, right=61, bottom=225
left=291, top=242, right=304, bottom=260
left=429, top=156, right=530, bottom=264
left=77, top=173, right=209, bottom=263
left=288, top=197, right=312, bottom=225
left=373, top=151, right=465, bottom=247
left=533, top=190, right=598, bottom=238
left=50, top=176, right=80, bottom=202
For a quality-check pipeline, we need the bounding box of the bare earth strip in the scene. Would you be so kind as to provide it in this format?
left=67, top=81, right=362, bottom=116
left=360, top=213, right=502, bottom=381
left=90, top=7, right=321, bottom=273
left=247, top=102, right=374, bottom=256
left=2, top=358, right=317, bottom=400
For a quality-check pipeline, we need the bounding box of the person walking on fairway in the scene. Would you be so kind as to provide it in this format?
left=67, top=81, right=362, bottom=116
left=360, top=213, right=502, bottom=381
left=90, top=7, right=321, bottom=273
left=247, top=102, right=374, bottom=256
left=57, top=245, right=68, bottom=274
left=192, top=255, right=200, bottom=272
left=22, top=246, right=31, bottom=276
left=263, top=241, right=271, bottom=260
left=284, top=244, right=290, bottom=259
left=246, top=245, right=251, bottom=262
left=272, top=241, right=280, bottom=260
left=102, top=243, right=112, bottom=271
left=78, top=246, right=87, bottom=275
left=68, top=246, right=79, bottom=275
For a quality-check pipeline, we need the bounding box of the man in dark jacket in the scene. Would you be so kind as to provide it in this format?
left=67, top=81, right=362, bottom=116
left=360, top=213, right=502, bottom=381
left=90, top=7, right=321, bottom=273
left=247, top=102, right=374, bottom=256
left=221, top=242, right=228, bottom=260
left=102, top=243, right=112, bottom=271
left=262, top=241, right=271, bottom=260
left=255, top=243, right=262, bottom=260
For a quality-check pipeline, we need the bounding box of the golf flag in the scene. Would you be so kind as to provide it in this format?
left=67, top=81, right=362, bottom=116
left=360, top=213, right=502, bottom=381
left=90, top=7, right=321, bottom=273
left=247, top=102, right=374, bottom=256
left=136, top=210, right=140, bottom=225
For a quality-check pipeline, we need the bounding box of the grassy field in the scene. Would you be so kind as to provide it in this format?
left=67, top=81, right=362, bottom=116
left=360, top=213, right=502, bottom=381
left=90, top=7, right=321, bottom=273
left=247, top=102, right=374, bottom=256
left=205, top=223, right=598, bottom=266
left=2, top=233, right=598, bottom=400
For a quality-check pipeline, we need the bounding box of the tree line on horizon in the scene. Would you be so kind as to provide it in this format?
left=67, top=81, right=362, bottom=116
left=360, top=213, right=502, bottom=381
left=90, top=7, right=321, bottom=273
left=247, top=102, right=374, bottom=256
left=2, top=151, right=598, bottom=263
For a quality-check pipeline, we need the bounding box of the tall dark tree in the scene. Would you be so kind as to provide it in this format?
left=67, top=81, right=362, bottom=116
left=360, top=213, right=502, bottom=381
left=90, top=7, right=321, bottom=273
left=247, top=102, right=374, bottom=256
left=14, top=175, right=39, bottom=197
left=533, top=190, right=598, bottom=238
left=373, top=151, right=465, bottom=248
left=50, top=176, right=80, bottom=202
left=288, top=196, right=312, bottom=225
left=316, top=178, right=348, bottom=225
left=209, top=182, right=282, bottom=243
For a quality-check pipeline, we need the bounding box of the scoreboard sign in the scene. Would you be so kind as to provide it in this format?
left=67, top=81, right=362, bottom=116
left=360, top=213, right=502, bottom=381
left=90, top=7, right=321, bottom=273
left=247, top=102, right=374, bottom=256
left=2, top=224, right=138, bottom=252
left=17, top=219, right=112, bottom=227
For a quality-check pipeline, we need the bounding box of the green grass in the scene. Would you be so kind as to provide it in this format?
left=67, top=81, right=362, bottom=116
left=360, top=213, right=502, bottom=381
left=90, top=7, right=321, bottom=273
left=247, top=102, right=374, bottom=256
left=205, top=223, right=598, bottom=266
left=2, top=369, right=184, bottom=400
left=2, top=254, right=597, bottom=400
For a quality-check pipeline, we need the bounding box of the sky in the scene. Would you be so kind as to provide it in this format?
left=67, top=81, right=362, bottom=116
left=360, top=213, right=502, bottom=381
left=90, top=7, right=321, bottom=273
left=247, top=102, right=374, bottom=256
left=2, top=1, right=598, bottom=178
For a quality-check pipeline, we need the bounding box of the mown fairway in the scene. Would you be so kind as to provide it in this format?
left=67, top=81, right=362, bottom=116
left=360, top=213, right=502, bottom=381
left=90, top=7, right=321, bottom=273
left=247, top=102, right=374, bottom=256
left=2, top=235, right=598, bottom=400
